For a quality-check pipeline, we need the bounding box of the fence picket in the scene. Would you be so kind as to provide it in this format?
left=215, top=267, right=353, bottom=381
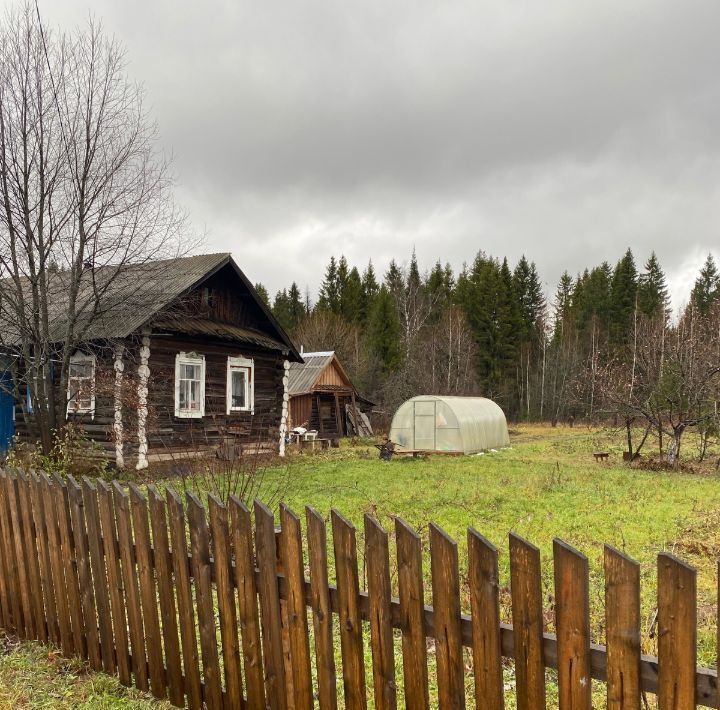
left=0, top=473, right=718, bottom=709
left=82, top=477, right=116, bottom=675
left=1, top=471, right=24, bottom=635
left=364, top=514, right=397, bottom=710
left=280, top=504, right=314, bottom=710
left=65, top=476, right=94, bottom=661
left=553, top=539, right=592, bottom=710
left=0, top=473, right=10, bottom=631
left=97, top=480, right=132, bottom=687
left=29, top=473, right=56, bottom=643
left=604, top=546, right=640, bottom=710
left=657, top=553, right=696, bottom=710
left=255, top=499, right=288, bottom=710
left=509, top=533, right=546, bottom=710
left=395, top=517, right=430, bottom=710
left=166, top=488, right=203, bottom=710
left=306, top=506, right=338, bottom=710
left=208, top=494, right=244, bottom=710
left=40, top=473, right=73, bottom=656
left=17, top=471, right=45, bottom=641
left=429, top=522, right=465, bottom=709
left=113, top=482, right=149, bottom=692
left=148, top=486, right=184, bottom=707
left=187, top=491, right=223, bottom=709
left=230, top=496, right=266, bottom=709
left=7, top=472, right=33, bottom=639
left=468, top=528, right=503, bottom=710
left=53, top=473, right=88, bottom=658
left=129, top=484, right=167, bottom=700
left=332, top=509, right=367, bottom=710
left=0, top=471, right=14, bottom=632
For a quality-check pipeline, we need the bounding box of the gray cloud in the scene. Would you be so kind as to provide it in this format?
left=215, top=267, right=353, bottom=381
left=29, top=0, right=720, bottom=308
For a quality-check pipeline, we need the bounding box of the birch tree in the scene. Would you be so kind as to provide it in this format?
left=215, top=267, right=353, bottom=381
left=0, top=5, right=186, bottom=451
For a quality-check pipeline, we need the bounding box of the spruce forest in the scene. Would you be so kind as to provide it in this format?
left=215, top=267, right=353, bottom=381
left=263, top=249, right=720, bottom=461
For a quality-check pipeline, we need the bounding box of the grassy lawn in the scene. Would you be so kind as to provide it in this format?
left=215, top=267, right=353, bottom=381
left=0, top=633, right=169, bottom=709
left=232, top=424, right=720, bottom=706
left=5, top=424, right=719, bottom=708
left=252, top=425, right=720, bottom=665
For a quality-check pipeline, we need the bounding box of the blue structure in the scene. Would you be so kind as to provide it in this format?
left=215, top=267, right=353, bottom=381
left=0, top=372, right=14, bottom=454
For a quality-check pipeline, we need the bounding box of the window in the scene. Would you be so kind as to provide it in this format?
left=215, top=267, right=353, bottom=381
left=175, top=353, right=205, bottom=418
left=67, top=352, right=96, bottom=417
left=227, top=356, right=254, bottom=414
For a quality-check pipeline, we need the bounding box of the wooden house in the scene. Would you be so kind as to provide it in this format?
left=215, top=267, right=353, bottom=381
left=3, top=253, right=302, bottom=467
left=287, top=351, right=373, bottom=437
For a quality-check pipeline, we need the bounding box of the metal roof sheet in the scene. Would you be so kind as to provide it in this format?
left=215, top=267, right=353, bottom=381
left=287, top=352, right=335, bottom=395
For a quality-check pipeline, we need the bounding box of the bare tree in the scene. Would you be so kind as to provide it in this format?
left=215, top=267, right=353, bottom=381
left=0, top=5, right=187, bottom=451
left=598, top=306, right=720, bottom=466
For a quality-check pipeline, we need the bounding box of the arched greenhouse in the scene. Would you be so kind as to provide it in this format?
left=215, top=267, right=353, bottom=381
left=388, top=395, right=510, bottom=454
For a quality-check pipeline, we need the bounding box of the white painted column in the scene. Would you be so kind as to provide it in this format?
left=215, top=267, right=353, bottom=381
left=113, top=344, right=125, bottom=469
left=279, top=359, right=290, bottom=457
left=136, top=330, right=151, bottom=470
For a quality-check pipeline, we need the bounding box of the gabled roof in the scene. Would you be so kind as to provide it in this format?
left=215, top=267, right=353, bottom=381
left=0, top=253, right=302, bottom=360
left=287, top=351, right=355, bottom=396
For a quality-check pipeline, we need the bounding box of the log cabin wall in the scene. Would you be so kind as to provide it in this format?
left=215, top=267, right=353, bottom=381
left=146, top=335, right=284, bottom=455
left=12, top=341, right=134, bottom=461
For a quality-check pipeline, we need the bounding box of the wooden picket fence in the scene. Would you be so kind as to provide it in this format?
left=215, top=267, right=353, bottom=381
left=0, top=467, right=716, bottom=709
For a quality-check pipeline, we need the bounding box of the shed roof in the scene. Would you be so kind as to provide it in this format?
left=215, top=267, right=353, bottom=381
left=287, top=352, right=339, bottom=395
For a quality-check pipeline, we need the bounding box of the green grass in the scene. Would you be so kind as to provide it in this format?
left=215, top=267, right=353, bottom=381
left=7, top=425, right=717, bottom=708
left=249, top=424, right=720, bottom=703
left=0, top=633, right=170, bottom=709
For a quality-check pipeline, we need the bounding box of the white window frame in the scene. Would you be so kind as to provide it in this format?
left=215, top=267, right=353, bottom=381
left=174, top=352, right=206, bottom=418
left=227, top=356, right=254, bottom=414
left=66, top=352, right=96, bottom=418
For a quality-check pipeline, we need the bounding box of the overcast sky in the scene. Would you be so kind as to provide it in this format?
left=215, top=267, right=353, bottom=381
left=29, top=0, right=720, bottom=310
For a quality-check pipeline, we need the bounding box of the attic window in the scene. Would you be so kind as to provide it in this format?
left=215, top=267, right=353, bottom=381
left=175, top=353, right=205, bottom=418
left=201, top=287, right=215, bottom=308
left=67, top=352, right=96, bottom=418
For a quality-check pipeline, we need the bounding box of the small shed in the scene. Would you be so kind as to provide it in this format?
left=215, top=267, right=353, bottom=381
left=287, top=351, right=373, bottom=437
left=389, top=395, right=509, bottom=454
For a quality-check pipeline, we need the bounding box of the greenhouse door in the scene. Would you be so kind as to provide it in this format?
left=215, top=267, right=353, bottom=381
left=413, top=400, right=436, bottom=450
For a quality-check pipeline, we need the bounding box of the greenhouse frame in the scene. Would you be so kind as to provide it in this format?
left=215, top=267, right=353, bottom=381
left=388, top=395, right=510, bottom=454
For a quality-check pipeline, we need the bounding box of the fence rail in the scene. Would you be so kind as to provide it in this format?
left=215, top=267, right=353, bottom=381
left=0, top=467, right=716, bottom=708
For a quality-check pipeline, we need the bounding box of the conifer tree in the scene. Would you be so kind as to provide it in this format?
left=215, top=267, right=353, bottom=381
left=287, top=282, right=305, bottom=330
left=609, top=248, right=638, bottom=345
left=317, top=256, right=341, bottom=313
left=341, top=267, right=364, bottom=322
left=272, top=289, right=293, bottom=330
left=360, top=261, right=379, bottom=323
left=385, top=259, right=404, bottom=297
left=637, top=252, right=669, bottom=318
left=427, top=261, right=454, bottom=306
left=691, top=254, right=719, bottom=315
left=368, top=285, right=402, bottom=371
left=254, top=283, right=270, bottom=307
left=337, top=256, right=350, bottom=306
left=578, top=263, right=612, bottom=333
left=513, top=256, right=545, bottom=338
left=552, top=271, right=574, bottom=340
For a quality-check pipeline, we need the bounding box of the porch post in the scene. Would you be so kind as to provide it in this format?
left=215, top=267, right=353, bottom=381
left=113, top=343, right=125, bottom=469
left=279, top=359, right=290, bottom=457
left=136, top=329, right=151, bottom=470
